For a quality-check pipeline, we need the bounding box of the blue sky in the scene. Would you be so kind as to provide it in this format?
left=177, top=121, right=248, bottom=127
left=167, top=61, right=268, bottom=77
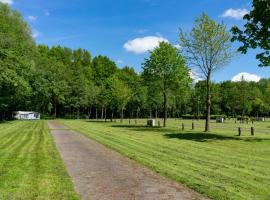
left=5, top=0, right=270, bottom=82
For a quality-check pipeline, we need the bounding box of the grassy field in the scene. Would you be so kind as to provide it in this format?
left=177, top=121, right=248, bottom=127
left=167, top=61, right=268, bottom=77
left=0, top=120, right=79, bottom=200
left=61, top=118, right=270, bottom=200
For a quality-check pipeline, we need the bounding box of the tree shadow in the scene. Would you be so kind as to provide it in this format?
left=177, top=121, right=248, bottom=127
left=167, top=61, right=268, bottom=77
left=164, top=132, right=270, bottom=142
left=86, top=120, right=113, bottom=123
left=111, top=125, right=176, bottom=133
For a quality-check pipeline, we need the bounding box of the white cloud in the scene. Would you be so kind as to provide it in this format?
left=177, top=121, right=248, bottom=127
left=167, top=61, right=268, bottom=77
left=0, top=0, right=13, bottom=5
left=174, top=44, right=181, bottom=49
left=222, top=8, right=249, bottom=20
left=123, top=36, right=169, bottom=54
left=232, top=72, right=261, bottom=82
left=28, top=16, right=37, bottom=21
left=32, top=29, right=41, bottom=38
left=189, top=70, right=202, bottom=83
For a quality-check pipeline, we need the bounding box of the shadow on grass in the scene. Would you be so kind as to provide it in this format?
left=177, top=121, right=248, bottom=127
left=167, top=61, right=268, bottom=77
left=164, top=132, right=269, bottom=142
left=111, top=125, right=176, bottom=133
left=86, top=120, right=114, bottom=123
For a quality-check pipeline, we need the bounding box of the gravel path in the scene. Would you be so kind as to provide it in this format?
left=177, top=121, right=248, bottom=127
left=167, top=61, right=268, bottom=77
left=48, top=121, right=209, bottom=200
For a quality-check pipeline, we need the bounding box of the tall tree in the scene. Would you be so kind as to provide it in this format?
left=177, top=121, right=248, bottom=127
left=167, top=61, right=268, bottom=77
left=231, top=0, right=270, bottom=66
left=142, top=42, right=190, bottom=127
left=0, top=3, right=36, bottom=119
left=179, top=14, right=234, bottom=132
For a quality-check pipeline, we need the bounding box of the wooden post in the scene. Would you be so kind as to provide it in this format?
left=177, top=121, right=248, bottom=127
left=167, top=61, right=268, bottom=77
left=158, top=121, right=160, bottom=127
left=182, top=123, right=184, bottom=131
left=192, top=122, right=194, bottom=130
left=135, top=119, right=137, bottom=124
left=129, top=119, right=130, bottom=124
left=251, top=127, right=254, bottom=136
left=238, top=127, right=242, bottom=136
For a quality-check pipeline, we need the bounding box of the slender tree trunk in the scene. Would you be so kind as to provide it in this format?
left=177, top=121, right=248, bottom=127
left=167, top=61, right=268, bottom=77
left=155, top=107, right=158, bottom=119
left=163, top=92, right=167, bottom=127
left=120, top=108, right=124, bottom=122
left=205, top=74, right=211, bottom=132
left=88, top=106, right=92, bottom=119
left=95, top=107, right=98, bottom=120
left=77, top=107, right=79, bottom=119
left=54, top=100, right=57, bottom=119
left=111, top=110, right=114, bottom=122
left=104, top=107, right=107, bottom=121
left=101, top=106, right=104, bottom=120
left=136, top=107, right=140, bottom=119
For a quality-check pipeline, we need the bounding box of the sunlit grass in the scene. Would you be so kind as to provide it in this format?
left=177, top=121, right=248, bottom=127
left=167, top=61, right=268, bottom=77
left=62, top=118, right=270, bottom=200
left=0, top=121, right=79, bottom=200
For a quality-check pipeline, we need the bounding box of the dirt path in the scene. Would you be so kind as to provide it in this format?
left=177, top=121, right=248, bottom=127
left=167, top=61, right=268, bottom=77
left=48, top=121, right=209, bottom=200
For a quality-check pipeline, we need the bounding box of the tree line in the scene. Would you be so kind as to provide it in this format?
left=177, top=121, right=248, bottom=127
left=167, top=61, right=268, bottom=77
left=1, top=1, right=269, bottom=130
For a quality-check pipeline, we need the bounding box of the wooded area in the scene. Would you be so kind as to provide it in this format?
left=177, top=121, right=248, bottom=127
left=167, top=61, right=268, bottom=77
left=1, top=3, right=270, bottom=124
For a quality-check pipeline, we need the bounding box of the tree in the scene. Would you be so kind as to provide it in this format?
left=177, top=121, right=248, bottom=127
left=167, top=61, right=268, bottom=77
left=231, top=0, right=270, bottom=66
left=107, top=75, right=132, bottom=122
left=143, top=42, right=190, bottom=127
left=0, top=3, right=35, bottom=119
left=179, top=14, right=234, bottom=132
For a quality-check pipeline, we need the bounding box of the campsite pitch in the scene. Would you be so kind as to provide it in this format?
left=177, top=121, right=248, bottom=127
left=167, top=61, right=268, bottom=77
left=61, top=119, right=270, bottom=200
left=49, top=121, right=208, bottom=200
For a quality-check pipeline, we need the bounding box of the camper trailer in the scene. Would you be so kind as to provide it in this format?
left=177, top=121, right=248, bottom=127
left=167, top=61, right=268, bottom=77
left=13, top=111, right=40, bottom=120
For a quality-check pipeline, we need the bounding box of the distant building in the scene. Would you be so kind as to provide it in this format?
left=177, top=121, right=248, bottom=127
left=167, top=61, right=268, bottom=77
left=13, top=111, right=40, bottom=120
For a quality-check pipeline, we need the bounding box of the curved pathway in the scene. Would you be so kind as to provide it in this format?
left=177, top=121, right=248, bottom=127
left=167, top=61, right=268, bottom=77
left=48, top=121, right=209, bottom=200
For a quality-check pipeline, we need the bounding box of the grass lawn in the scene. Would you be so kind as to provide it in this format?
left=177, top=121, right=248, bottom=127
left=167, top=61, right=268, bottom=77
left=61, top=118, right=270, bottom=200
left=0, top=120, right=79, bottom=200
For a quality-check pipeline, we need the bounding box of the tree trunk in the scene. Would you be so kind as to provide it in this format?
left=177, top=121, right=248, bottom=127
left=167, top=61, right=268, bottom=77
left=101, top=106, right=104, bottom=120
left=95, top=107, right=98, bottom=120
left=205, top=74, right=211, bottom=132
left=54, top=100, right=57, bottom=119
left=111, top=110, right=114, bottom=122
left=155, top=107, right=158, bottom=119
left=77, top=107, right=79, bottom=119
left=121, top=108, right=124, bottom=122
left=163, top=92, right=167, bottom=127
left=136, top=107, right=140, bottom=119
left=88, top=106, right=92, bottom=119
left=104, top=107, right=107, bottom=121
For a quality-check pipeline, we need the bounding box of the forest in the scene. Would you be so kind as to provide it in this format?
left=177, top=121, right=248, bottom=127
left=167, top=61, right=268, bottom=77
left=1, top=3, right=270, bottom=122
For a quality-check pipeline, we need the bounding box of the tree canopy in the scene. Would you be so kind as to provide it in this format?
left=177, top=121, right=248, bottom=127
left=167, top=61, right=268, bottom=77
left=231, top=0, right=270, bottom=66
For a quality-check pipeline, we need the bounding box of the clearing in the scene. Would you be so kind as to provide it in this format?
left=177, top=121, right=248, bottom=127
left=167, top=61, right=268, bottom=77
left=49, top=120, right=208, bottom=200
left=61, top=118, right=270, bottom=200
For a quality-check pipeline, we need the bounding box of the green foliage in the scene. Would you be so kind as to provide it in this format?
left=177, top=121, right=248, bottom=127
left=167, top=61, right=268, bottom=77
left=231, top=0, right=270, bottom=66
left=142, top=42, right=191, bottom=126
left=179, top=13, right=234, bottom=131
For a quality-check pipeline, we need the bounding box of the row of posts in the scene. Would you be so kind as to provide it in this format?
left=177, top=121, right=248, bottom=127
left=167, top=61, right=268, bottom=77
left=238, top=127, right=255, bottom=136
left=127, top=120, right=255, bottom=136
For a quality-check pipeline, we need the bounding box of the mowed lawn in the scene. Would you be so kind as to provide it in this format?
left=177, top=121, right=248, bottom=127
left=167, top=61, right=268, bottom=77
left=0, top=121, right=79, bottom=200
left=62, top=119, right=270, bottom=200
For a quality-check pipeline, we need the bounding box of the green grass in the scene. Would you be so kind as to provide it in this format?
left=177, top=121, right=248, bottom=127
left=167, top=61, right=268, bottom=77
left=61, top=118, right=270, bottom=200
left=0, top=120, right=79, bottom=200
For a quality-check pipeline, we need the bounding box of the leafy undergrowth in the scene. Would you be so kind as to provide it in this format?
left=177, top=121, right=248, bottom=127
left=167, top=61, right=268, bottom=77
left=0, top=121, right=79, bottom=200
left=62, top=119, right=270, bottom=200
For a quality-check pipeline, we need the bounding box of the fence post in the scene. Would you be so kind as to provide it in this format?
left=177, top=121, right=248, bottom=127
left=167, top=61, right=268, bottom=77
left=238, top=127, right=242, bottom=136
left=251, top=127, right=254, bottom=136
left=192, top=122, right=195, bottom=130
left=129, top=119, right=130, bottom=124
left=158, top=121, right=160, bottom=127
left=135, top=119, right=137, bottom=124
left=182, top=123, right=184, bottom=131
